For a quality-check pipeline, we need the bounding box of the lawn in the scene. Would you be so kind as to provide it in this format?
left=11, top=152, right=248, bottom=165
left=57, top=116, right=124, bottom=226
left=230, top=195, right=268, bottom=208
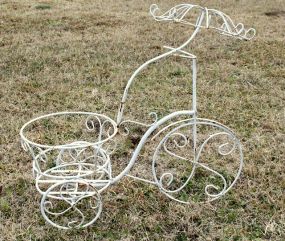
left=0, top=0, right=284, bottom=240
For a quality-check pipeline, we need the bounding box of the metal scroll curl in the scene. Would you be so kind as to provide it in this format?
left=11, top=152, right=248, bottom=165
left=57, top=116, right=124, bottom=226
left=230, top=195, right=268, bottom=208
left=150, top=3, right=256, bottom=40
left=152, top=119, right=243, bottom=204
left=40, top=180, right=102, bottom=229
left=118, top=112, right=158, bottom=136
left=34, top=146, right=112, bottom=196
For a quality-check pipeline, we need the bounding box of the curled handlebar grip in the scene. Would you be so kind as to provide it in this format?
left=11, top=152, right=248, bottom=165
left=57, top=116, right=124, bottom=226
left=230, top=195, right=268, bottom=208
left=149, top=3, right=256, bottom=40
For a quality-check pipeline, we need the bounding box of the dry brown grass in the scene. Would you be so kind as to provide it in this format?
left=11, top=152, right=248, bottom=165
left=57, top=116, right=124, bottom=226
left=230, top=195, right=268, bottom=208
left=0, top=0, right=285, bottom=240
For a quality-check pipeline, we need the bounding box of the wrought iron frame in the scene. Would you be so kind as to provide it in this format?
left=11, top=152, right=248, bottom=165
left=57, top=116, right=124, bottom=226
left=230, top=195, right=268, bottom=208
left=19, top=3, right=255, bottom=229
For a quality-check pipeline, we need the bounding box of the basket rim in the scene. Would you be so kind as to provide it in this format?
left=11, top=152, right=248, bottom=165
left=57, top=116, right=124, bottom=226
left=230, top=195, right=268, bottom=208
left=20, top=111, right=118, bottom=149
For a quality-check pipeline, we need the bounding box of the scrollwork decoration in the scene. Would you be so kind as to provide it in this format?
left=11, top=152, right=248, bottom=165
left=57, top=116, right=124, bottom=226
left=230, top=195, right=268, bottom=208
left=40, top=180, right=102, bottom=229
left=118, top=112, right=158, bottom=136
left=152, top=119, right=243, bottom=203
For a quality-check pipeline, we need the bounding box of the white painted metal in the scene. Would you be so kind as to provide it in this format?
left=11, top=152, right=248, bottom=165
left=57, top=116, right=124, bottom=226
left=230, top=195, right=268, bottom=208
left=19, top=3, right=256, bottom=229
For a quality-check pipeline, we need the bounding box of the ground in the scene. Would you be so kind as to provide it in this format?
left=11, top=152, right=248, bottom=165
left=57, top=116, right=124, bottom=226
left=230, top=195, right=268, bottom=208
left=0, top=0, right=284, bottom=240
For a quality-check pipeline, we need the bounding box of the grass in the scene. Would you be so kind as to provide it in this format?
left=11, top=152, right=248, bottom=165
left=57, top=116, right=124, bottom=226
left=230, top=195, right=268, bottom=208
left=0, top=0, right=284, bottom=240
left=34, top=4, right=52, bottom=10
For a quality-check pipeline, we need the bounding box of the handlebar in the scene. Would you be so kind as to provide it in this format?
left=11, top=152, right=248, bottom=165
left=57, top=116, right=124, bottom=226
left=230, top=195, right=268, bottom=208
left=150, top=3, right=256, bottom=40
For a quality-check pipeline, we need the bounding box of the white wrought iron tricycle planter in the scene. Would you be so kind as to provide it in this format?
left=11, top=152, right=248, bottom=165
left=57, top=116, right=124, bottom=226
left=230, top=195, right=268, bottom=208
left=20, top=3, right=255, bottom=229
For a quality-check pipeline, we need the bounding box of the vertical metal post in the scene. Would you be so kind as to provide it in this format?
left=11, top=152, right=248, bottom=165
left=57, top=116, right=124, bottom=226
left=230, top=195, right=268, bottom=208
left=192, top=58, right=197, bottom=159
